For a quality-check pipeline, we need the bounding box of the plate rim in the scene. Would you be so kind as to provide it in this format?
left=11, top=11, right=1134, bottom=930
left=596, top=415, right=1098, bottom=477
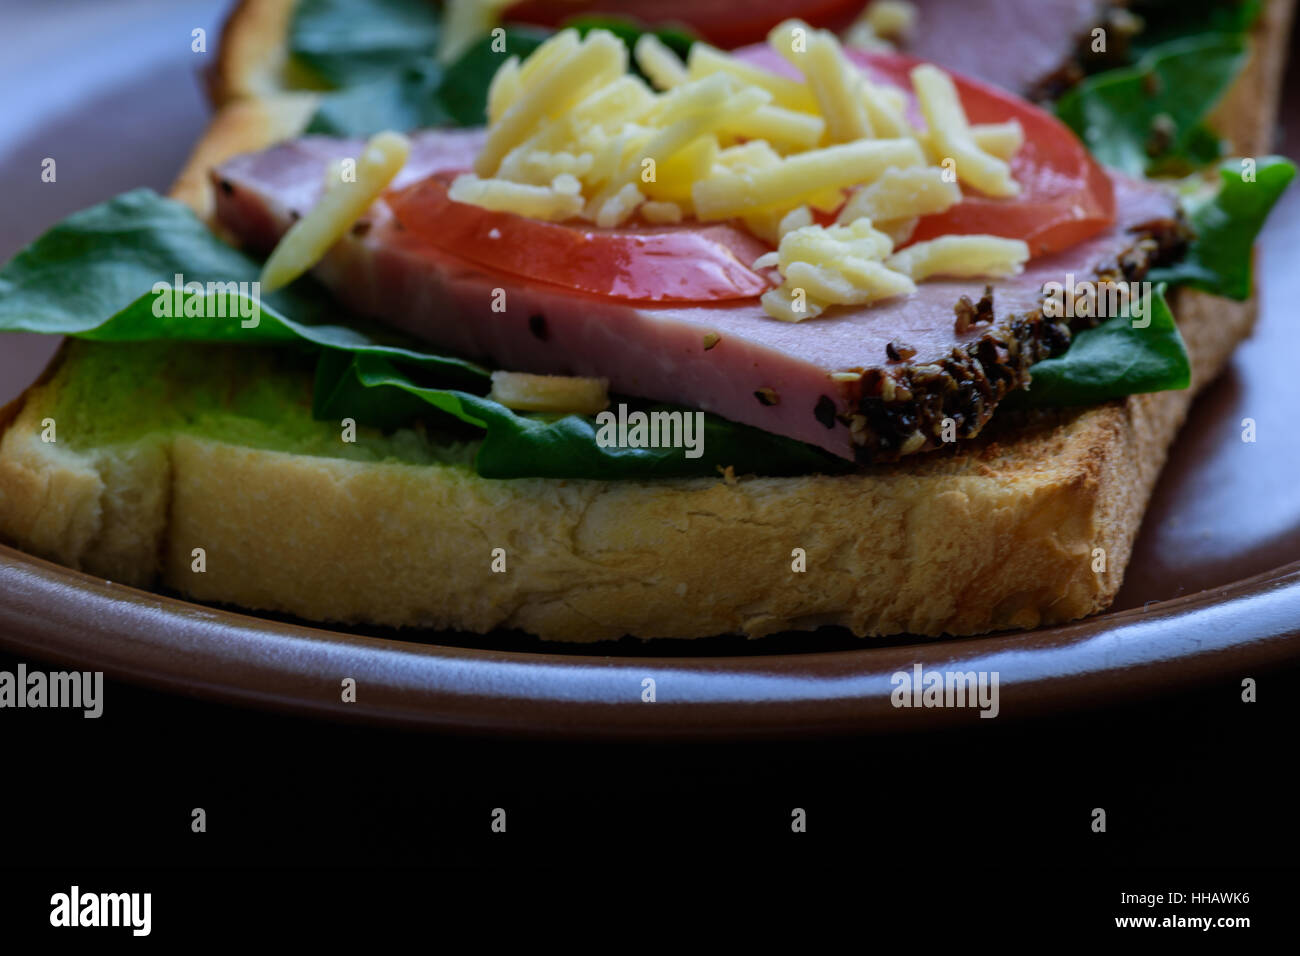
left=3, top=542, right=1297, bottom=739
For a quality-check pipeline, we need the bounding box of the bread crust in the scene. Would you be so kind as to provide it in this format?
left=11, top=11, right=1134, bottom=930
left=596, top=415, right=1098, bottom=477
left=0, top=0, right=1286, bottom=640
left=209, top=0, right=299, bottom=106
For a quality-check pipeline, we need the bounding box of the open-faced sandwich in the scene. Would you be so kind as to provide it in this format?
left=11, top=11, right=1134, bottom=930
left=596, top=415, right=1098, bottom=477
left=0, top=0, right=1294, bottom=640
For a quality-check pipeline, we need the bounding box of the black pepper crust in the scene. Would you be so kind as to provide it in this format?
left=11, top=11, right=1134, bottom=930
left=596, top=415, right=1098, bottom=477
left=832, top=215, right=1190, bottom=464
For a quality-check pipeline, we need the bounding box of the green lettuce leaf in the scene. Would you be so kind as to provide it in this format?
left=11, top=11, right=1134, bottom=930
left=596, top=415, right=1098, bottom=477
left=305, top=26, right=549, bottom=134
left=1015, top=285, right=1189, bottom=407
left=1127, top=0, right=1261, bottom=58
left=322, top=353, right=848, bottom=479
left=289, top=0, right=443, bottom=88
left=1056, top=32, right=1246, bottom=176
left=1149, top=156, right=1296, bottom=300
left=0, top=189, right=486, bottom=381
left=306, top=63, right=453, bottom=136
left=291, top=0, right=550, bottom=134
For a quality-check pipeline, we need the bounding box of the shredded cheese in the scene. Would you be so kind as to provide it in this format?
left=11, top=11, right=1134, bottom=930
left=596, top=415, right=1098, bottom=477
left=687, top=43, right=820, bottom=113
left=757, top=220, right=917, bottom=321
left=474, top=30, right=626, bottom=177
left=449, top=174, right=586, bottom=221
left=488, top=371, right=610, bottom=415
left=641, top=200, right=684, bottom=224
left=634, top=34, right=689, bottom=90
left=912, top=64, right=1019, bottom=197
left=867, top=1, right=919, bottom=39
left=770, top=20, right=873, bottom=142
left=886, top=235, right=1030, bottom=280
left=835, top=166, right=961, bottom=225
left=694, top=139, right=926, bottom=220
left=845, top=0, right=918, bottom=51
left=452, top=21, right=1029, bottom=320
left=260, top=130, right=410, bottom=294
left=486, top=56, right=521, bottom=124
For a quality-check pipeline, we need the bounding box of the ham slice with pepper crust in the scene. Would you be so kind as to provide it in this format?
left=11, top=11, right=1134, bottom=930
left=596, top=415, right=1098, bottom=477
left=211, top=130, right=1185, bottom=462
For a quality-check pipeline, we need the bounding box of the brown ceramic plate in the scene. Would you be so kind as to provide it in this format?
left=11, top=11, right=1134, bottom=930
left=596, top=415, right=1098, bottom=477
left=1, top=2, right=1298, bottom=738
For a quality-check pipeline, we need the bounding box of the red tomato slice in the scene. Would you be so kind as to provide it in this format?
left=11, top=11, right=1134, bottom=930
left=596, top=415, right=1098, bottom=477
left=386, top=171, right=774, bottom=303
left=733, top=45, right=1116, bottom=258
left=505, top=1, right=865, bottom=50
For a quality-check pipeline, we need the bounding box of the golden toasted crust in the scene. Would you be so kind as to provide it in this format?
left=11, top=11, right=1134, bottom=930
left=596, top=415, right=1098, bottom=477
left=210, top=0, right=299, bottom=106
left=0, top=0, right=1287, bottom=639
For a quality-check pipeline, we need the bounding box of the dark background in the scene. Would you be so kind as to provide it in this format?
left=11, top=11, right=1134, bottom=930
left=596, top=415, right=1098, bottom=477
left=0, top=0, right=1297, bottom=935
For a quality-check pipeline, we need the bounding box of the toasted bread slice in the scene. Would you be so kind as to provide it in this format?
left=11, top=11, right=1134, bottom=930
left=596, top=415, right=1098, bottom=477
left=0, top=1, right=1286, bottom=640
left=0, top=278, right=1255, bottom=639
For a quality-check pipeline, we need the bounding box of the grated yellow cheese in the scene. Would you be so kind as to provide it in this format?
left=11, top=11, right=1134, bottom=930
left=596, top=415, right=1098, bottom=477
left=589, top=182, right=645, bottom=228
left=876, top=216, right=919, bottom=246
left=475, top=30, right=626, bottom=177
left=488, top=371, right=610, bottom=415
left=912, top=64, right=1019, bottom=197
left=687, top=43, right=820, bottom=113
left=693, top=138, right=925, bottom=220
left=448, top=21, right=1030, bottom=319
left=486, top=56, right=521, bottom=124
left=968, top=120, right=1025, bottom=161
left=261, top=130, right=410, bottom=294
left=756, top=220, right=917, bottom=321
left=779, top=205, right=814, bottom=237
left=642, top=135, right=717, bottom=205
left=641, top=200, right=684, bottom=224
left=886, top=235, right=1030, bottom=280
left=845, top=0, right=918, bottom=50
left=769, top=20, right=873, bottom=142
left=719, top=104, right=826, bottom=151
left=867, top=0, right=919, bottom=38
left=835, top=166, right=961, bottom=225
left=449, top=174, right=585, bottom=221
left=918, top=121, right=1025, bottom=163
left=634, top=33, right=689, bottom=90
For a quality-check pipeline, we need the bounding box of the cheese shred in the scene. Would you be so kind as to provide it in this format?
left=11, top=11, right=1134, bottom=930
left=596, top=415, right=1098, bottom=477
left=260, top=130, right=410, bottom=294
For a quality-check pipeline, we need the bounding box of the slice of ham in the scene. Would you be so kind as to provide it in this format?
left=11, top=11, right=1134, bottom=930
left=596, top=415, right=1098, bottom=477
left=212, top=130, right=1182, bottom=462
left=900, top=0, right=1112, bottom=97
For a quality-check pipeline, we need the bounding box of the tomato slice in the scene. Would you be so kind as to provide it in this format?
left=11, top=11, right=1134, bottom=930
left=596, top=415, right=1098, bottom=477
left=505, top=1, right=866, bottom=50
left=733, top=45, right=1116, bottom=258
left=386, top=171, right=773, bottom=303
